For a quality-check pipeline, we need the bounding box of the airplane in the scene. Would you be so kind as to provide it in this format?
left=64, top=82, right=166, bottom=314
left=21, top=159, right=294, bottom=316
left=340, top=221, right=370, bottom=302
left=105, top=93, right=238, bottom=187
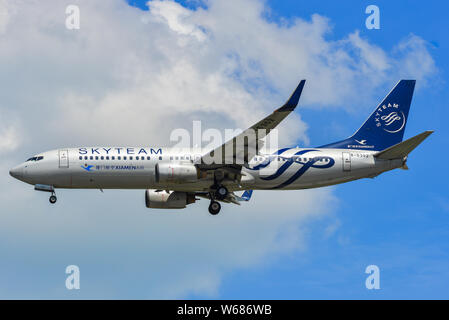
left=9, top=79, right=433, bottom=215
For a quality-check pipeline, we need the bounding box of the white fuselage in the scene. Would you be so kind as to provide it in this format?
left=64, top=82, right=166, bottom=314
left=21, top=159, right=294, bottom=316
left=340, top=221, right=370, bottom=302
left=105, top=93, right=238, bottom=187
left=10, top=147, right=404, bottom=191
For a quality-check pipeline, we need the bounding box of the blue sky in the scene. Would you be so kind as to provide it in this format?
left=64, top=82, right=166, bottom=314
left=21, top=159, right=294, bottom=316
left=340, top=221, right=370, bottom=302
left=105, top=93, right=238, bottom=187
left=1, top=0, right=448, bottom=299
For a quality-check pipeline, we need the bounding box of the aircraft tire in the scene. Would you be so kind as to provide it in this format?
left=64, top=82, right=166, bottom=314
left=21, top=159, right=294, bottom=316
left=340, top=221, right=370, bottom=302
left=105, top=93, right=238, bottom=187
left=208, top=201, right=221, bottom=215
left=215, top=186, right=228, bottom=200
left=49, top=195, right=57, bottom=204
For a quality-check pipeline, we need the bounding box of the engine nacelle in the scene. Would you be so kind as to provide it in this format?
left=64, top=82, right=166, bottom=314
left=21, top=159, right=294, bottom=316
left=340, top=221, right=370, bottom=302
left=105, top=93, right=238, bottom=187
left=155, top=163, right=199, bottom=183
left=145, top=189, right=196, bottom=209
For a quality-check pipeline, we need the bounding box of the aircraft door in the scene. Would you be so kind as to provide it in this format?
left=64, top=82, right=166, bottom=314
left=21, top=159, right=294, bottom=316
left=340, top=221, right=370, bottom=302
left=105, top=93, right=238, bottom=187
left=342, top=152, right=351, bottom=171
left=59, top=149, right=69, bottom=168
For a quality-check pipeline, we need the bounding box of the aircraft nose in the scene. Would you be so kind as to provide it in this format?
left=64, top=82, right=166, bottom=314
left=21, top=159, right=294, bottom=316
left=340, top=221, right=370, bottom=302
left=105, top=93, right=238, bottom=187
left=9, top=166, right=23, bottom=179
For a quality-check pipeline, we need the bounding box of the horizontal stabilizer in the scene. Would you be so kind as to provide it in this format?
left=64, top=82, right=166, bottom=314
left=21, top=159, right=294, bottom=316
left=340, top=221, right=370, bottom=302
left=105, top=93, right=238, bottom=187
left=374, top=130, right=433, bottom=160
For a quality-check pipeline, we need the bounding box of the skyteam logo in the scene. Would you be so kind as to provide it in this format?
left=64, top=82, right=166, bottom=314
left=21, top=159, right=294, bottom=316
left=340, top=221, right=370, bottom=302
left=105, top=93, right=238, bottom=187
left=374, top=103, right=406, bottom=133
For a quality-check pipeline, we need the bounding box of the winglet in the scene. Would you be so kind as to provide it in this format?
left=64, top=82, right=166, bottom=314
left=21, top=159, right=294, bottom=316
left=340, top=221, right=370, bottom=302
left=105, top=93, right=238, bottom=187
left=237, top=190, right=253, bottom=202
left=277, top=80, right=306, bottom=112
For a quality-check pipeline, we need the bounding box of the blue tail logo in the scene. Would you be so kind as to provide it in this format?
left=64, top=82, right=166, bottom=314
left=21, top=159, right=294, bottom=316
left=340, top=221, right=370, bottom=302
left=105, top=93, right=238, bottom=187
left=378, top=108, right=405, bottom=133
left=320, top=80, right=416, bottom=151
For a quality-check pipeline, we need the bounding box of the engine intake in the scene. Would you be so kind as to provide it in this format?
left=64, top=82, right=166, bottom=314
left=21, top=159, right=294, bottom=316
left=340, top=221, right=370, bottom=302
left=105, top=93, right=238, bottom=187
left=145, top=189, right=196, bottom=209
left=155, top=163, right=199, bottom=183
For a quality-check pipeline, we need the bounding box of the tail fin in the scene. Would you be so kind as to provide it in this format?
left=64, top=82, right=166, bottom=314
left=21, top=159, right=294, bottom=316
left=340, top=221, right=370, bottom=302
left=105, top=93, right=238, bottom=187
left=320, top=80, right=416, bottom=151
left=374, top=130, right=433, bottom=160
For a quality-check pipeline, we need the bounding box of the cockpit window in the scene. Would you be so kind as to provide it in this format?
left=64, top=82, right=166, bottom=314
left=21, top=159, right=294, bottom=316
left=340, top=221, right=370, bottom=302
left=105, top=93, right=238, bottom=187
left=26, top=156, right=44, bottom=162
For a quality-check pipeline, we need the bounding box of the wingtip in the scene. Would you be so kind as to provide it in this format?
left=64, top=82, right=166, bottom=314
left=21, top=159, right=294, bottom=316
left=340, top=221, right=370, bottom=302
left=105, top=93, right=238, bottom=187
left=277, top=79, right=306, bottom=112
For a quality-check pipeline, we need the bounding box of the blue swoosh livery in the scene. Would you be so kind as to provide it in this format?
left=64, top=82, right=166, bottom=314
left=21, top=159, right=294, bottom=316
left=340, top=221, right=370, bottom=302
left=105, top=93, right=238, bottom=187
left=248, top=149, right=335, bottom=189
left=81, top=165, right=94, bottom=172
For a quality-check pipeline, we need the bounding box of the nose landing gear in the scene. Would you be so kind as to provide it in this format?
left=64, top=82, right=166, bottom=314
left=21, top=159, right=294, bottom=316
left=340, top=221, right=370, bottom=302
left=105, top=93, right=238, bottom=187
left=49, top=193, right=57, bottom=204
left=34, top=184, right=57, bottom=204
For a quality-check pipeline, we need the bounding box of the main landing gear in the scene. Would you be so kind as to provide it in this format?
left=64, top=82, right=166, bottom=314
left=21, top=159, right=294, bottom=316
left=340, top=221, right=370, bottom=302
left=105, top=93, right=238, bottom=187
left=208, top=200, right=221, bottom=215
left=215, top=185, right=228, bottom=200
left=208, top=184, right=227, bottom=215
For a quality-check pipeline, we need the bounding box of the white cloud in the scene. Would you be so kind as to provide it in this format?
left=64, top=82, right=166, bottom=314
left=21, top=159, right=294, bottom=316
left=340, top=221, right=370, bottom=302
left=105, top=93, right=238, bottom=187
left=0, top=0, right=437, bottom=298
left=394, top=34, right=437, bottom=85
left=0, top=124, right=20, bottom=152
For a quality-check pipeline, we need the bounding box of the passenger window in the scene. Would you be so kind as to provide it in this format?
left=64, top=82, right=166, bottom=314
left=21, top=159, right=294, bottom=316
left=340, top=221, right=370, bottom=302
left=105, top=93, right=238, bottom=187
left=117, top=156, right=121, bottom=160
left=106, top=156, right=109, bottom=160
left=130, top=156, right=133, bottom=160
left=95, top=156, right=99, bottom=160
left=84, top=156, right=88, bottom=160
left=124, top=156, right=127, bottom=160
left=136, top=156, right=140, bottom=160
left=159, top=156, right=162, bottom=160
left=147, top=156, right=151, bottom=160
left=79, top=156, right=82, bottom=160
left=175, top=156, right=179, bottom=160
left=100, top=156, right=104, bottom=160
left=170, top=156, right=173, bottom=160
left=111, top=156, right=115, bottom=160
left=90, top=156, right=93, bottom=160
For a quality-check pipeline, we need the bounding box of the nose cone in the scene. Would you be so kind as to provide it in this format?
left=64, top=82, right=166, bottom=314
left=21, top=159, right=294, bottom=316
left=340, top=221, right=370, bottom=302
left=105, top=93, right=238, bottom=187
left=9, top=165, right=23, bottom=179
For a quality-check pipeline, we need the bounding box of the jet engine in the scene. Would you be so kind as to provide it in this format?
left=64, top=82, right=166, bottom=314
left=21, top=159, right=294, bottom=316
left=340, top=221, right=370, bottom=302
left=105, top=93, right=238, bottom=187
left=145, top=189, right=196, bottom=209
left=155, top=163, right=199, bottom=183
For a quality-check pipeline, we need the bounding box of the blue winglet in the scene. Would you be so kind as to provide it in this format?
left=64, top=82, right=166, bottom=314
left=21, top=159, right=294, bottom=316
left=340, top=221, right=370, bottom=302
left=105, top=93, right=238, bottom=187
left=277, top=80, right=306, bottom=112
left=239, top=190, right=253, bottom=201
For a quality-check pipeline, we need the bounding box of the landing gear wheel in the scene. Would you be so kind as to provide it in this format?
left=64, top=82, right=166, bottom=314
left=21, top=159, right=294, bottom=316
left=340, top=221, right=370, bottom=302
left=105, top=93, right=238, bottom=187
left=208, top=201, right=221, bottom=215
left=49, top=195, right=57, bottom=204
left=215, top=186, right=228, bottom=200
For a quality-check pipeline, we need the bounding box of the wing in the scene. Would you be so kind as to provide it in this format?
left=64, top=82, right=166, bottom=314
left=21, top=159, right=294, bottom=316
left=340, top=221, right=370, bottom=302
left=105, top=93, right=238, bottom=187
left=198, top=80, right=306, bottom=170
